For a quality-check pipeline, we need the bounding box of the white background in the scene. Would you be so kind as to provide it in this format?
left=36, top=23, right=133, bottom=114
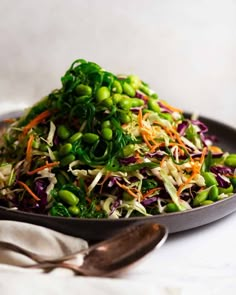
left=0, top=0, right=235, bottom=126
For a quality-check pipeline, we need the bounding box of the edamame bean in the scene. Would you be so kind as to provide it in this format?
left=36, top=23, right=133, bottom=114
left=208, top=185, right=219, bottom=201
left=101, top=127, right=113, bottom=141
left=83, top=133, right=99, bottom=144
left=75, top=96, right=91, bottom=104
left=123, top=82, right=135, bottom=97
left=57, top=125, right=71, bottom=140
left=193, top=188, right=210, bottom=206
left=112, top=80, right=123, bottom=94
left=119, top=113, right=131, bottom=124
left=165, top=203, right=179, bottom=213
left=32, top=140, right=40, bottom=149
left=218, top=184, right=234, bottom=194
left=159, top=113, right=173, bottom=122
left=128, top=75, right=141, bottom=90
left=201, top=200, right=214, bottom=206
left=60, top=154, right=76, bottom=167
left=39, top=143, right=48, bottom=152
left=102, top=97, right=113, bottom=108
left=69, top=132, right=82, bottom=143
left=112, top=93, right=122, bottom=104
left=59, top=143, right=73, bottom=156
left=202, top=172, right=218, bottom=187
left=58, top=190, right=79, bottom=206
left=131, top=98, right=144, bottom=107
left=118, top=96, right=132, bottom=110
left=68, top=205, right=80, bottom=216
left=122, top=144, right=135, bottom=157
left=57, top=173, right=67, bottom=186
left=140, top=84, right=152, bottom=96
left=75, top=84, right=92, bottom=97
left=96, top=86, right=110, bottom=102
left=225, top=154, right=236, bottom=167
left=101, top=120, right=111, bottom=128
left=147, top=99, right=160, bottom=113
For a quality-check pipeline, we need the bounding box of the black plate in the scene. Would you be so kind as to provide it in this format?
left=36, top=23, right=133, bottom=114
left=0, top=112, right=235, bottom=241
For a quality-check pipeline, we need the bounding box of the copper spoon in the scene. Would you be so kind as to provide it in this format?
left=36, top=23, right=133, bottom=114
left=0, top=222, right=168, bottom=276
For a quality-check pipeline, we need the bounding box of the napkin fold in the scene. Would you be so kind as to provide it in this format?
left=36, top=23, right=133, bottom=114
left=0, top=220, right=88, bottom=267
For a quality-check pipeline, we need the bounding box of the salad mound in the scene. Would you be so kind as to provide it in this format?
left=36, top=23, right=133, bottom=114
left=0, top=59, right=235, bottom=219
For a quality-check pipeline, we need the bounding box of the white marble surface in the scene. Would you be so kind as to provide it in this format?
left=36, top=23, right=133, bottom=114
left=0, top=0, right=236, bottom=294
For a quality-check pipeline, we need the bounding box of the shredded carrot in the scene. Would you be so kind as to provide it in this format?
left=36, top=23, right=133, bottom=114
left=208, top=145, right=222, bottom=153
left=224, top=174, right=236, bottom=178
left=116, top=180, right=140, bottom=199
left=142, top=187, right=160, bottom=199
left=27, top=161, right=60, bottom=175
left=3, top=118, right=16, bottom=123
left=26, top=134, right=34, bottom=165
left=177, top=147, right=207, bottom=196
left=22, top=110, right=51, bottom=136
left=160, top=100, right=183, bottom=113
left=17, top=180, right=40, bottom=201
left=160, top=156, right=168, bottom=168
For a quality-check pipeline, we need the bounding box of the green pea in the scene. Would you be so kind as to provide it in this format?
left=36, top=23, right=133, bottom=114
left=83, top=133, right=99, bottom=144
left=218, top=184, right=234, bottom=195
left=202, top=172, right=218, bottom=187
left=230, top=177, right=236, bottom=188
left=201, top=200, right=214, bottom=206
left=75, top=84, right=92, bottom=97
left=122, top=144, right=135, bottom=157
left=68, top=205, right=80, bottom=216
left=101, top=120, right=111, bottom=128
left=57, top=125, right=71, bottom=140
left=208, top=185, right=219, bottom=201
left=148, top=99, right=160, bottom=113
left=165, top=203, right=179, bottom=213
left=102, top=97, right=113, bottom=108
left=128, top=75, right=141, bottom=90
left=58, top=190, right=79, bottom=206
left=59, top=143, right=73, bottom=156
left=193, top=188, right=210, bottom=206
left=118, top=96, right=132, bottom=110
left=60, top=154, right=76, bottom=167
left=131, top=98, right=144, bottom=107
left=112, top=80, right=123, bottom=94
left=69, top=132, right=83, bottom=143
left=96, top=86, right=110, bottom=102
left=119, top=113, right=131, bottom=124
left=101, top=128, right=113, bottom=141
left=112, top=93, right=123, bottom=104
left=224, top=154, right=236, bottom=167
left=122, top=191, right=135, bottom=201
left=123, top=82, right=135, bottom=97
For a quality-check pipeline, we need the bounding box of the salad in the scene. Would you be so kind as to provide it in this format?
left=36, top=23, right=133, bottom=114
left=0, top=59, right=235, bottom=219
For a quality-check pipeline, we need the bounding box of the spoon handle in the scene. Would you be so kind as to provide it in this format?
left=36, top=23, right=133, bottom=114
left=25, top=261, right=87, bottom=275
